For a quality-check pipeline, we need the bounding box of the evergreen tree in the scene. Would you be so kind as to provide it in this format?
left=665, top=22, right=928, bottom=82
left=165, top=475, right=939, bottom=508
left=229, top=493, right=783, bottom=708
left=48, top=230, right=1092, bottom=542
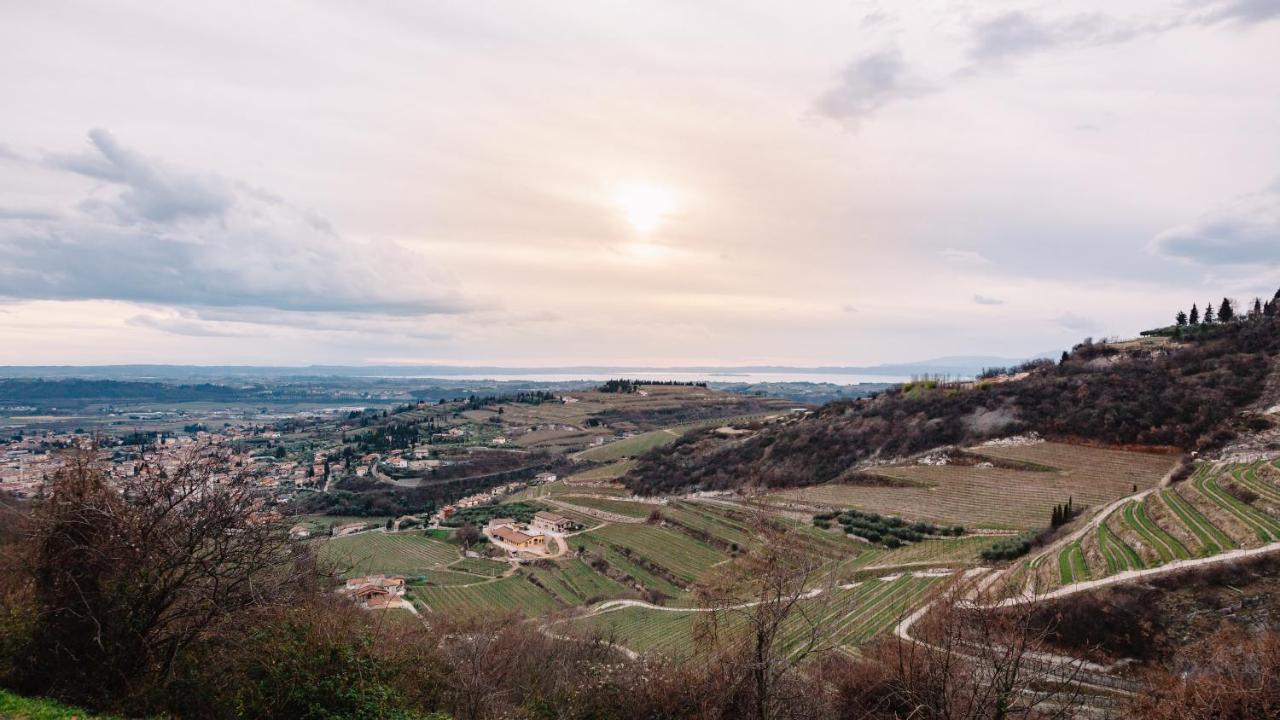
left=1219, top=298, right=1235, bottom=323
left=1204, top=302, right=1216, bottom=324
left=1189, top=304, right=1200, bottom=325
left=1175, top=310, right=1188, bottom=326
left=1253, top=297, right=1263, bottom=317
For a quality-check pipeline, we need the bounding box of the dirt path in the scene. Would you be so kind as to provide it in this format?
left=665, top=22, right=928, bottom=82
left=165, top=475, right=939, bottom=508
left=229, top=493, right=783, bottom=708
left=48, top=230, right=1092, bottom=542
left=975, top=539, right=1280, bottom=609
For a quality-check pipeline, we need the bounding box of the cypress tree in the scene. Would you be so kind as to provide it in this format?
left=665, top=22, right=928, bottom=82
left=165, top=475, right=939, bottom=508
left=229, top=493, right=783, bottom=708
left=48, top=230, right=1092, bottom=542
left=1189, top=304, right=1200, bottom=325
left=1204, top=302, right=1216, bottom=324
left=1219, top=298, right=1235, bottom=323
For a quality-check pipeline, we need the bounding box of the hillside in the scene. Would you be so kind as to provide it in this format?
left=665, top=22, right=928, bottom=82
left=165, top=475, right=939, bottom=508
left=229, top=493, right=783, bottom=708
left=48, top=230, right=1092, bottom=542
left=624, top=313, right=1280, bottom=495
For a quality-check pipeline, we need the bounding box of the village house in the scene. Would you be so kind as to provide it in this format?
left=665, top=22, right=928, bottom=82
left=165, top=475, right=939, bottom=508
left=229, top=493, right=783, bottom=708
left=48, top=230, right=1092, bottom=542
left=534, top=471, right=557, bottom=483
left=531, top=511, right=573, bottom=533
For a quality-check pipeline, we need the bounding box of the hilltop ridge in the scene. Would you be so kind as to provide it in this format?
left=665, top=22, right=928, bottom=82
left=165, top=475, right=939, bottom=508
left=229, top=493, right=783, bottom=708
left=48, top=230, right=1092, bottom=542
left=624, top=301, right=1280, bottom=496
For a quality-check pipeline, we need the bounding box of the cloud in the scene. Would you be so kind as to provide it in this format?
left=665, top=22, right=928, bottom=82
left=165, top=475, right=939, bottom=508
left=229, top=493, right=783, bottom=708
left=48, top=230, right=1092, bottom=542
left=938, top=248, right=991, bottom=266
left=1055, top=312, right=1102, bottom=334
left=966, top=11, right=1148, bottom=68
left=972, top=294, right=1004, bottom=305
left=0, top=130, right=470, bottom=316
left=1150, top=183, right=1280, bottom=266
left=126, top=312, right=256, bottom=337
left=815, top=4, right=1276, bottom=130
left=812, top=48, right=926, bottom=127
left=1198, top=0, right=1280, bottom=26
left=49, top=129, right=235, bottom=223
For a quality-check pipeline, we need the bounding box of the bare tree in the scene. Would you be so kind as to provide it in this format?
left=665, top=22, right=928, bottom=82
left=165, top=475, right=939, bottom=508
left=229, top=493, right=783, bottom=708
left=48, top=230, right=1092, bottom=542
left=455, top=523, right=483, bottom=550
left=873, top=582, right=1093, bottom=720
left=15, top=448, right=312, bottom=705
left=692, top=517, right=839, bottom=720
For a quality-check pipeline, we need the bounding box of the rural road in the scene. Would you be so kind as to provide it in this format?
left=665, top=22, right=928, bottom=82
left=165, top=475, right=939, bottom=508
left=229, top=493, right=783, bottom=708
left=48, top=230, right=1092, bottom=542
left=974, top=539, right=1280, bottom=609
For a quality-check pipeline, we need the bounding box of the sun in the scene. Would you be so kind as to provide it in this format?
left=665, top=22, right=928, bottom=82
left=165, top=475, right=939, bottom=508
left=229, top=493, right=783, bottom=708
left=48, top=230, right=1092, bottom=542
left=614, top=182, right=674, bottom=235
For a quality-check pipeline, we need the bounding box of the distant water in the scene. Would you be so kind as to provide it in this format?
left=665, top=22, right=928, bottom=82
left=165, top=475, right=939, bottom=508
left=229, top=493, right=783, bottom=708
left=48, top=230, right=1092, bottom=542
left=369, top=371, right=912, bottom=385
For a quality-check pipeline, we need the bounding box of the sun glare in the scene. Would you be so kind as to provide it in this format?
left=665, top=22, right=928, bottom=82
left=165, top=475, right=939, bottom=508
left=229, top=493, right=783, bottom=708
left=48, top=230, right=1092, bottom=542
left=614, top=182, right=674, bottom=235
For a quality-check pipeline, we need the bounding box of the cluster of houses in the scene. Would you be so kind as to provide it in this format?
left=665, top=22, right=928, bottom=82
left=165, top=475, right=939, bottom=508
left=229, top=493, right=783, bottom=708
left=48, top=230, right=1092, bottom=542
left=436, top=471, right=557, bottom=521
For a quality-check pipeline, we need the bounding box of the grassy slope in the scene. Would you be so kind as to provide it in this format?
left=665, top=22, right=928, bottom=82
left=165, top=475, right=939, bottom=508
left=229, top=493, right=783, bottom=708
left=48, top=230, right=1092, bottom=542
left=0, top=690, right=120, bottom=719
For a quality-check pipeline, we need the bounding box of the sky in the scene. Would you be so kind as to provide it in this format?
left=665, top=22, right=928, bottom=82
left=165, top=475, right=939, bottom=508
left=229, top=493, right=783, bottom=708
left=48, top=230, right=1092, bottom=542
left=1, top=0, right=1278, bottom=367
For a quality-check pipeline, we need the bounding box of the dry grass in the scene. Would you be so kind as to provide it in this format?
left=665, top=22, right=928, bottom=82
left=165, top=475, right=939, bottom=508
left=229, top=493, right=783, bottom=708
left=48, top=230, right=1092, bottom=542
left=772, top=443, right=1175, bottom=530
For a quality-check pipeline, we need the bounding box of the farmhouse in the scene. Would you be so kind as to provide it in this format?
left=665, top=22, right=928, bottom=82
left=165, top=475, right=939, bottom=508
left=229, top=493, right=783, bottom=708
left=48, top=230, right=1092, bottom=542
left=345, top=574, right=407, bottom=596
left=490, top=526, right=545, bottom=549
left=531, top=511, right=572, bottom=533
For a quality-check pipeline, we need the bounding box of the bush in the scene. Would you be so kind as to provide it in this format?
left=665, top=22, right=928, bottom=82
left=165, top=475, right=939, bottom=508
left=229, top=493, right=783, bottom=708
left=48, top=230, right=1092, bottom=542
left=980, top=533, right=1035, bottom=562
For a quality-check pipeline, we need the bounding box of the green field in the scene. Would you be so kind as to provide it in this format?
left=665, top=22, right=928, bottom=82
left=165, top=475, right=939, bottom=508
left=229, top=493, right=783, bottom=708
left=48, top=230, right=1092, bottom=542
left=414, top=575, right=561, bottom=616
left=576, top=428, right=685, bottom=461
left=1057, top=542, right=1089, bottom=585
left=451, top=556, right=510, bottom=577
left=581, top=524, right=728, bottom=583
left=569, top=460, right=637, bottom=482
left=661, top=501, right=758, bottom=548
left=574, top=574, right=942, bottom=659
left=421, top=568, right=497, bottom=586
left=869, top=535, right=1001, bottom=567
left=526, top=559, right=633, bottom=604
left=320, top=532, right=460, bottom=577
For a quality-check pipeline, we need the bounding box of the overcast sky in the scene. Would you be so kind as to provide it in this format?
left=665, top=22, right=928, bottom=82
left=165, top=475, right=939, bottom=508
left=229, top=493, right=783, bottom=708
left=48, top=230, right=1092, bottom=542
left=2, top=0, right=1278, bottom=366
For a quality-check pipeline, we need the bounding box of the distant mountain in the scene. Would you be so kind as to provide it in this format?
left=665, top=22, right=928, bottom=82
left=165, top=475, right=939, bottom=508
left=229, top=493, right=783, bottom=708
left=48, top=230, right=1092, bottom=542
left=0, top=355, right=1054, bottom=382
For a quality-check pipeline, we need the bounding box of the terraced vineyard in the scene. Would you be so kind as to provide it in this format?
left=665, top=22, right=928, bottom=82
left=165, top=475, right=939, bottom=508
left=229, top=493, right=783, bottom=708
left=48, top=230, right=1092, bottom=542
left=320, top=532, right=460, bottom=577
left=1191, top=464, right=1280, bottom=542
left=414, top=575, right=561, bottom=616
left=773, top=442, right=1175, bottom=530
left=526, top=559, right=633, bottom=604
left=1159, top=488, right=1234, bottom=554
left=572, top=573, right=945, bottom=659
left=868, top=535, right=1001, bottom=567
left=560, top=495, right=657, bottom=519
left=1095, top=521, right=1143, bottom=573
left=529, top=501, right=601, bottom=526
left=451, top=557, right=510, bottom=577
left=1121, top=498, right=1188, bottom=562
left=422, top=568, right=502, bottom=586
left=1057, top=542, right=1089, bottom=584
left=580, top=524, right=727, bottom=584
left=1035, top=462, right=1280, bottom=589
left=661, top=501, right=758, bottom=549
